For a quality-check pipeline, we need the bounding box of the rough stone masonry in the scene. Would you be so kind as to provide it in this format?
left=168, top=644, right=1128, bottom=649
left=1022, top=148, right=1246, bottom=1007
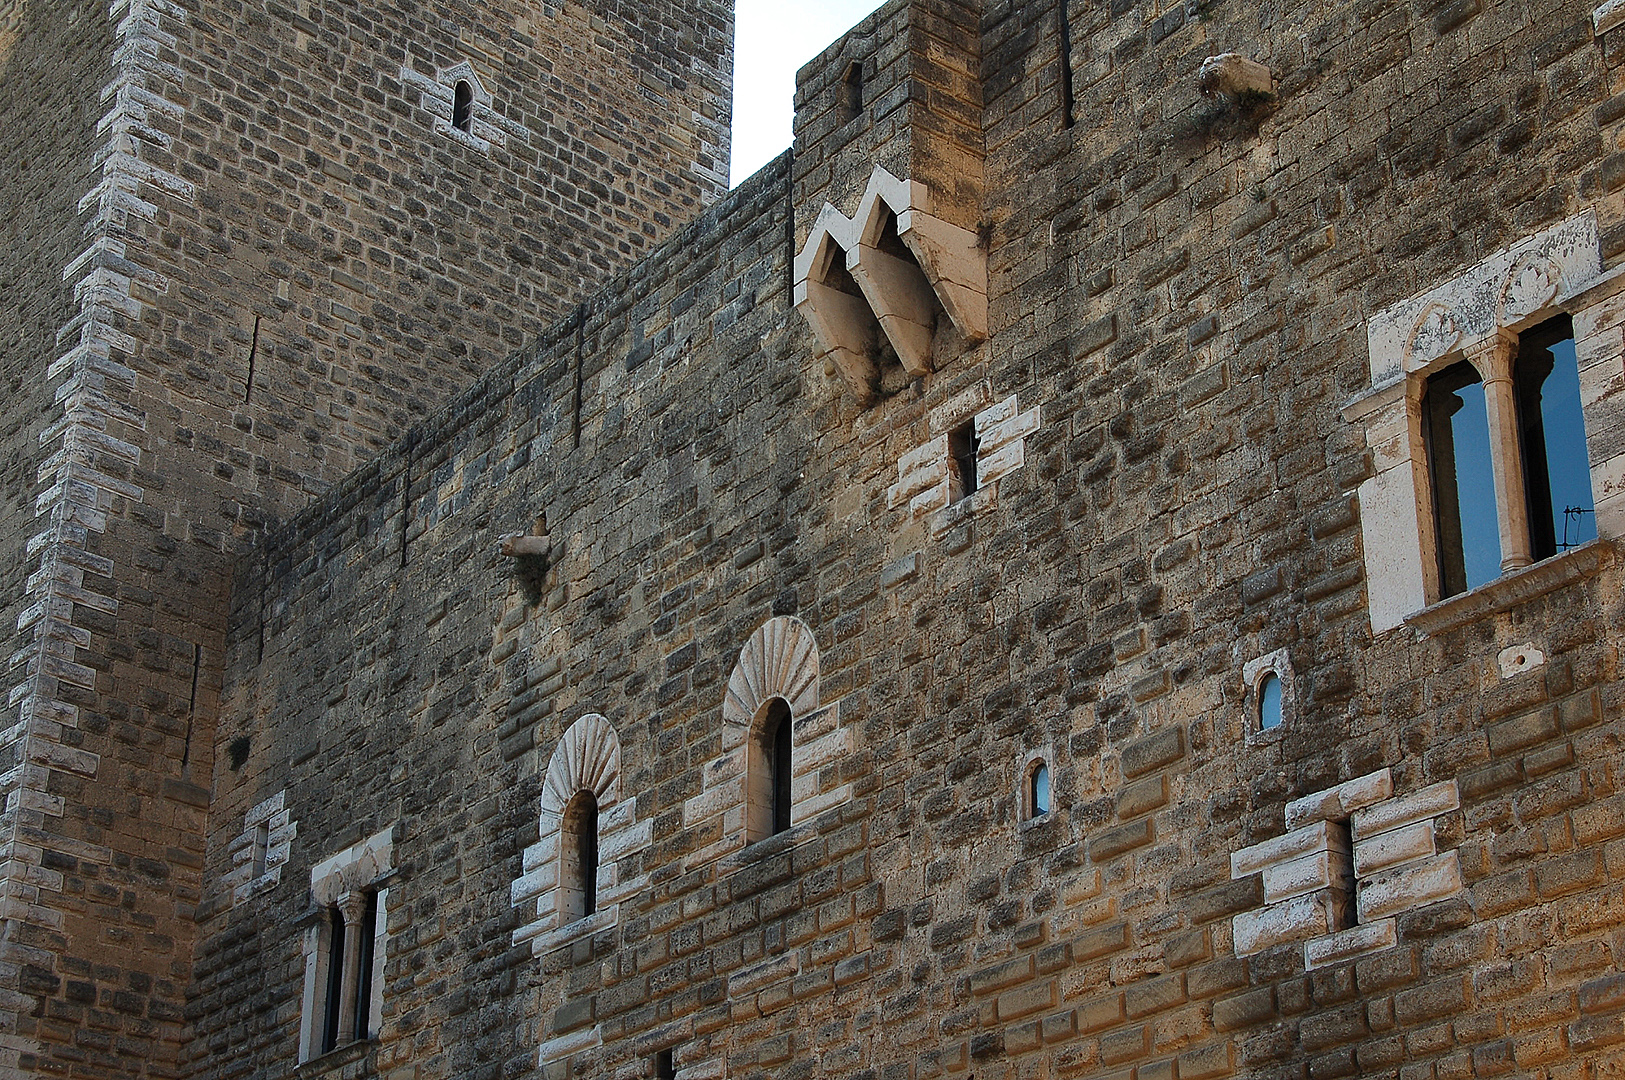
left=2, top=0, right=1625, bottom=1078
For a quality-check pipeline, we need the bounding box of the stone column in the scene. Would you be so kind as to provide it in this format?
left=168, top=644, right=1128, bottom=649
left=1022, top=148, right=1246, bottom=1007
left=1466, top=330, right=1533, bottom=573
left=335, top=891, right=368, bottom=1043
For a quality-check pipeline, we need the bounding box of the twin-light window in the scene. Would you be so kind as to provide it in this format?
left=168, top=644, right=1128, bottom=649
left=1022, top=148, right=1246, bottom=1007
left=1423, top=315, right=1593, bottom=598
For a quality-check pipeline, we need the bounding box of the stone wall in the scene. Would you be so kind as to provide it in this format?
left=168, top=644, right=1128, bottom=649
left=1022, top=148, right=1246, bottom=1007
left=161, top=0, right=1625, bottom=1071
left=0, top=1, right=733, bottom=1074
left=192, top=3, right=1625, bottom=1080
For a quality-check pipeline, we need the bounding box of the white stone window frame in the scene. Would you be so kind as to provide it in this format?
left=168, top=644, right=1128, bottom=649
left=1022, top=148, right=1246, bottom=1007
left=299, top=826, right=394, bottom=1064
left=888, top=385, right=1040, bottom=535
left=399, top=61, right=526, bottom=154
left=1241, top=648, right=1296, bottom=745
left=1345, top=210, right=1625, bottom=635
left=681, top=617, right=852, bottom=871
left=511, top=713, right=649, bottom=956
left=1229, top=769, right=1465, bottom=970
left=1016, top=747, right=1056, bottom=828
left=229, top=789, right=294, bottom=905
left=794, top=165, right=989, bottom=405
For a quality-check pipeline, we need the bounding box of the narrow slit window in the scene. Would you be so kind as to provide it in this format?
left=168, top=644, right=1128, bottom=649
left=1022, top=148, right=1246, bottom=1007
left=747, top=699, right=794, bottom=842
left=654, top=1049, right=677, bottom=1080
left=560, top=790, right=600, bottom=921
left=251, top=820, right=270, bottom=879
left=1257, top=672, right=1283, bottom=731
left=321, top=907, right=345, bottom=1054
left=949, top=420, right=979, bottom=502
left=353, top=892, right=378, bottom=1042
left=1029, top=762, right=1051, bottom=818
left=1515, top=315, right=1594, bottom=558
left=1424, top=360, right=1501, bottom=596
left=770, top=703, right=793, bottom=835
left=452, top=80, right=474, bottom=132
left=840, top=60, right=864, bottom=122
left=1328, top=819, right=1357, bottom=930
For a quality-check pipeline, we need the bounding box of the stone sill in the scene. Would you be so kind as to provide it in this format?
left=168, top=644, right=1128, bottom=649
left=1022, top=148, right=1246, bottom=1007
left=1405, top=539, right=1615, bottom=638
left=289, top=1039, right=374, bottom=1079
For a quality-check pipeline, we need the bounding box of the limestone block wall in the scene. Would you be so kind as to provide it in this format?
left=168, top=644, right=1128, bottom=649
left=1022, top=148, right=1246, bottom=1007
left=0, top=1, right=734, bottom=1075
left=187, top=0, right=1625, bottom=1079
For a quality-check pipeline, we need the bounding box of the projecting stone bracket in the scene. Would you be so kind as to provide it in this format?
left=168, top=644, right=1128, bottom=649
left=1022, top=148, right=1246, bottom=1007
left=794, top=166, right=988, bottom=404
left=1198, top=54, right=1274, bottom=99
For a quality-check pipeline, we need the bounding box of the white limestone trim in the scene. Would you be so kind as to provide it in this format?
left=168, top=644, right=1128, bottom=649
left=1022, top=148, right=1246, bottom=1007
left=513, top=714, right=647, bottom=949
left=794, top=165, right=989, bottom=403
left=1231, top=770, right=1464, bottom=967
left=228, top=789, right=295, bottom=906
left=0, top=8, right=188, bottom=1064
left=400, top=61, right=523, bottom=154
left=887, top=393, right=1039, bottom=534
left=311, top=825, right=394, bottom=905
left=540, top=1023, right=603, bottom=1067
left=1596, top=0, right=1625, bottom=35
left=679, top=619, right=851, bottom=866
left=722, top=617, right=821, bottom=726
left=1348, top=210, right=1625, bottom=633
left=300, top=828, right=394, bottom=1062
left=1497, top=642, right=1546, bottom=679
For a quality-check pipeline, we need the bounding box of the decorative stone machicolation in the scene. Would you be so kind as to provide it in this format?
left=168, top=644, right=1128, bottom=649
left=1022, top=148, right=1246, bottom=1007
left=794, top=166, right=988, bottom=403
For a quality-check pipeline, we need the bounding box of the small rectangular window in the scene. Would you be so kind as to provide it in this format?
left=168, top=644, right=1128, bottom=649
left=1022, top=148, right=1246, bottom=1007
left=949, top=421, right=979, bottom=502
left=654, top=1049, right=677, bottom=1080
left=839, top=60, right=864, bottom=122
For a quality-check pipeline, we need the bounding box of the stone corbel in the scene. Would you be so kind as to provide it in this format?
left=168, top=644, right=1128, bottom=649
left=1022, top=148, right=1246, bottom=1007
left=897, top=209, right=987, bottom=344
left=794, top=166, right=988, bottom=404
left=846, top=241, right=937, bottom=377
left=794, top=239, right=882, bottom=403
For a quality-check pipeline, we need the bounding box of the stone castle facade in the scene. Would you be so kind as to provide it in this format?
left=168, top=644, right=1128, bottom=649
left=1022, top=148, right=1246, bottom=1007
left=1, top=0, right=1622, bottom=1078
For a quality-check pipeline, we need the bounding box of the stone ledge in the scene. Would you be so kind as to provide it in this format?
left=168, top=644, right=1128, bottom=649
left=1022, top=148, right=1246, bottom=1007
left=1404, top=539, right=1615, bottom=638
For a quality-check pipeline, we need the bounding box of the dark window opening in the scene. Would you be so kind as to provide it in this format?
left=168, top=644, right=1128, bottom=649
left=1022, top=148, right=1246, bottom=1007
left=321, top=907, right=345, bottom=1054
left=251, top=820, right=270, bottom=878
left=1424, top=360, right=1500, bottom=597
left=949, top=420, right=979, bottom=502
left=654, top=1049, right=677, bottom=1080
left=1516, top=315, right=1594, bottom=559
left=354, top=892, right=377, bottom=1042
left=1058, top=0, right=1075, bottom=129
left=768, top=700, right=793, bottom=835
left=562, top=790, right=600, bottom=920
left=1028, top=761, right=1051, bottom=818
left=452, top=80, right=474, bottom=132
left=1328, top=819, right=1357, bottom=930
left=839, top=60, right=864, bottom=122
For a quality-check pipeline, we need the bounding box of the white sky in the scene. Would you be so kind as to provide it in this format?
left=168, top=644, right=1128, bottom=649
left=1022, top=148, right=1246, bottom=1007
left=730, top=0, right=886, bottom=186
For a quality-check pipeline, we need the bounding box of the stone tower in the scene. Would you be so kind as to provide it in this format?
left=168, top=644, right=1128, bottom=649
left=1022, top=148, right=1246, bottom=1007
left=0, top=1, right=732, bottom=1073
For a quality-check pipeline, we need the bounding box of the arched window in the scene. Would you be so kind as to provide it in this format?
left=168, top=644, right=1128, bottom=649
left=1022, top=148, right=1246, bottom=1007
left=559, top=790, right=599, bottom=921
left=452, top=79, right=474, bottom=132
left=1028, top=761, right=1051, bottom=818
left=1258, top=672, right=1283, bottom=731
left=748, top=698, right=793, bottom=841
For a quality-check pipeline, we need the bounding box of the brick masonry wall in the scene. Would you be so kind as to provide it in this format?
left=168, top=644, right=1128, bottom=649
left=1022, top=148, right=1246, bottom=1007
left=197, top=0, right=1625, bottom=1079
left=0, top=1, right=733, bottom=1074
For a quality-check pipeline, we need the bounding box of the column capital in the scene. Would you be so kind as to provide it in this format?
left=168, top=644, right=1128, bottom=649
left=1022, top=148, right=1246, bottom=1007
left=1462, top=326, right=1518, bottom=381
left=336, top=891, right=368, bottom=927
